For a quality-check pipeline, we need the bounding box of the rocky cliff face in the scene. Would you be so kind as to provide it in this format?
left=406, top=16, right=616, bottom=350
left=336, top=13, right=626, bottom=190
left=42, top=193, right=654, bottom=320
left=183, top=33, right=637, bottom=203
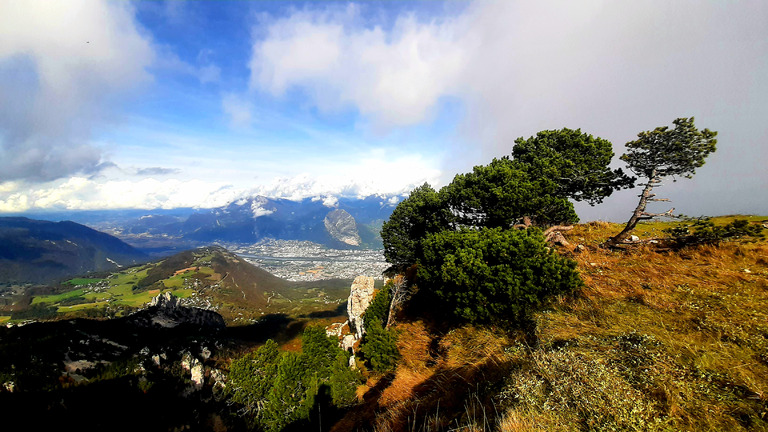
left=128, top=292, right=225, bottom=329
left=347, top=276, right=375, bottom=340
left=324, top=209, right=361, bottom=246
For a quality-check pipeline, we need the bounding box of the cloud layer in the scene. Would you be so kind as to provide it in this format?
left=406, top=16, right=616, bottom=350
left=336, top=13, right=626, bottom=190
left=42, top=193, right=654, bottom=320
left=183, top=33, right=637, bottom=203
left=0, top=1, right=154, bottom=182
left=250, top=4, right=465, bottom=128
left=2, top=1, right=766, bottom=219
left=0, top=150, right=439, bottom=212
left=248, top=1, right=768, bottom=218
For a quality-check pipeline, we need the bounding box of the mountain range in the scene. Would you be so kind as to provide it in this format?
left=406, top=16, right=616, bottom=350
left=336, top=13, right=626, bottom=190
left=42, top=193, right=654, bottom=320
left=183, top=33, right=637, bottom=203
left=0, top=217, right=147, bottom=285
left=11, top=195, right=398, bottom=254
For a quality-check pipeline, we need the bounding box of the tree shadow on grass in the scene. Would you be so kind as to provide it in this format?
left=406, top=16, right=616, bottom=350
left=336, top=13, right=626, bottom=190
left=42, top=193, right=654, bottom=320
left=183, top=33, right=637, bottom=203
left=300, top=302, right=347, bottom=319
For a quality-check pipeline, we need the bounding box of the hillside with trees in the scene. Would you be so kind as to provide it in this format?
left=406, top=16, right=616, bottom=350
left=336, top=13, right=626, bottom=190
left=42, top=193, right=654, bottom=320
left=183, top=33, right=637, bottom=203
left=0, top=217, right=148, bottom=284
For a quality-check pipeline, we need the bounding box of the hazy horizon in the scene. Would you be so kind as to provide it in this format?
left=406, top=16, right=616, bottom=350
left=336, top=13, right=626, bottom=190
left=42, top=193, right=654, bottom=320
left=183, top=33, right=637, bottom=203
left=2, top=1, right=766, bottom=222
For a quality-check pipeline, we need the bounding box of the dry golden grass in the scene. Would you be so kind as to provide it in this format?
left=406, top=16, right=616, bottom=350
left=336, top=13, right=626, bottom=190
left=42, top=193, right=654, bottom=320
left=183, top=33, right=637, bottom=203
left=343, top=217, right=768, bottom=432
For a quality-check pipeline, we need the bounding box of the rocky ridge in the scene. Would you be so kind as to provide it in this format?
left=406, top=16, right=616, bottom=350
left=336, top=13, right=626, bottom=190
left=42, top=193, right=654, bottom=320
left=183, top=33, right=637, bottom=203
left=128, top=292, right=226, bottom=329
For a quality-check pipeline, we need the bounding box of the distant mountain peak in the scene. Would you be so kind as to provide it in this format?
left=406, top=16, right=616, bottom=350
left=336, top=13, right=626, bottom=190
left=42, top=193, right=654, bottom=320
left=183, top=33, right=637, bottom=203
left=324, top=209, right=361, bottom=246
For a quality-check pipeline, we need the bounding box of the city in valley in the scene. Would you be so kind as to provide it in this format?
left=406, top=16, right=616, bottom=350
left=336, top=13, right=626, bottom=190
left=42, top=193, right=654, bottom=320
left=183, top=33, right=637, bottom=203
left=227, top=240, right=389, bottom=281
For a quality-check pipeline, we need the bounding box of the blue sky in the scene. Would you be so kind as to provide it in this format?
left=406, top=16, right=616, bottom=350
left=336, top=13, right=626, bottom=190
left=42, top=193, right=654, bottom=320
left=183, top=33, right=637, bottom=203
left=1, top=1, right=767, bottom=221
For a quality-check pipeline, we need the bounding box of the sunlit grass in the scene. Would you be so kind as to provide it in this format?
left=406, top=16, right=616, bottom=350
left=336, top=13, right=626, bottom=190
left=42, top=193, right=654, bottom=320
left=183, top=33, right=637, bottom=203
left=64, top=278, right=104, bottom=286
left=58, top=302, right=108, bottom=312
left=31, top=288, right=85, bottom=304
left=162, top=274, right=185, bottom=288
left=357, top=216, right=768, bottom=432
left=172, top=288, right=194, bottom=298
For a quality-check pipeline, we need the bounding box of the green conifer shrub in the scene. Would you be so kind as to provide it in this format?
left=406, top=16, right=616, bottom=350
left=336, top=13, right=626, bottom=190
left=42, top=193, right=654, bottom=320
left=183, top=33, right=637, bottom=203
left=328, top=351, right=361, bottom=406
left=262, top=351, right=313, bottom=432
left=362, top=283, right=391, bottom=330
left=226, top=339, right=280, bottom=418
left=665, top=218, right=764, bottom=247
left=359, top=320, right=400, bottom=373
left=418, top=227, right=582, bottom=324
left=226, top=327, right=362, bottom=430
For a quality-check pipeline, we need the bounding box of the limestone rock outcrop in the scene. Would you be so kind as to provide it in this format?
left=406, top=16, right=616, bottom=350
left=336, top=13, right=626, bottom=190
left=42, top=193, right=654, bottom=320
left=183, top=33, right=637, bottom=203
left=324, top=209, right=361, bottom=246
left=341, top=334, right=357, bottom=353
left=181, top=351, right=205, bottom=387
left=149, top=291, right=179, bottom=308
left=347, top=276, right=375, bottom=340
left=128, top=292, right=226, bottom=329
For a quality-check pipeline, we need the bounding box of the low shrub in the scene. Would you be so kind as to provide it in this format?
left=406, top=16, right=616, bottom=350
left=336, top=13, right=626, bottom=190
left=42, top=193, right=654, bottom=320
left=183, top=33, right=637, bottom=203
left=418, top=227, right=582, bottom=324
left=665, top=218, right=764, bottom=247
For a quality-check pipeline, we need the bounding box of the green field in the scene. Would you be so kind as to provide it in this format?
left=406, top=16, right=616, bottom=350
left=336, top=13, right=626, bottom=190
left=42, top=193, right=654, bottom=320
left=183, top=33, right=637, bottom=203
left=32, top=288, right=86, bottom=305
left=65, top=278, right=104, bottom=286
left=58, top=302, right=108, bottom=312
left=28, top=264, right=198, bottom=312
left=21, top=247, right=351, bottom=323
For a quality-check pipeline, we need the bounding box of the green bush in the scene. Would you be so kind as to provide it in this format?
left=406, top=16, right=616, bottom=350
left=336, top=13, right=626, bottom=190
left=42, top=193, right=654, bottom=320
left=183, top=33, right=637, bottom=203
left=381, top=183, right=452, bottom=269
left=362, top=283, right=391, bottom=330
left=227, top=327, right=362, bottom=430
left=442, top=158, right=578, bottom=228
left=359, top=321, right=400, bottom=373
left=226, top=339, right=280, bottom=417
left=262, top=351, right=313, bottom=432
left=418, top=227, right=582, bottom=324
left=301, top=325, right=339, bottom=374
left=328, top=350, right=361, bottom=407
left=665, top=218, right=764, bottom=247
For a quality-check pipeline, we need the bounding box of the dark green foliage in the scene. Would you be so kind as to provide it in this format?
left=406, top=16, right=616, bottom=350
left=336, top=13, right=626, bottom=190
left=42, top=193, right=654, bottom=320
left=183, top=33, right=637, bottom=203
left=301, top=325, right=341, bottom=377
left=93, top=358, right=142, bottom=381
left=10, top=303, right=58, bottom=320
left=359, top=320, right=400, bottom=373
left=226, top=339, right=280, bottom=417
left=58, top=295, right=88, bottom=306
left=621, top=117, right=717, bottom=179
left=381, top=130, right=629, bottom=268
left=511, top=128, right=635, bottom=204
left=610, top=117, right=718, bottom=243
left=363, top=284, right=391, bottom=330
left=262, top=351, right=314, bottom=432
left=226, top=327, right=362, bottom=430
left=328, top=351, right=361, bottom=406
left=359, top=284, right=400, bottom=373
left=665, top=218, right=764, bottom=247
left=418, top=227, right=582, bottom=324
left=443, top=158, right=578, bottom=228
left=380, top=183, right=452, bottom=269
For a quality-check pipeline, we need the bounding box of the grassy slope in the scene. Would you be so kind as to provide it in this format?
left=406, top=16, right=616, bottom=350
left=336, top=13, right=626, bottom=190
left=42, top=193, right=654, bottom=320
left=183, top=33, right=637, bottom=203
left=344, top=217, right=768, bottom=432
left=21, top=247, right=351, bottom=324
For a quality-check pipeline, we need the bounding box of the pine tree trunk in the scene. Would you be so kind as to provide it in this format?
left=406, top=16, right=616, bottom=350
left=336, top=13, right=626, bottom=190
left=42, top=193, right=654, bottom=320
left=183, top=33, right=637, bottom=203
left=609, top=169, right=658, bottom=244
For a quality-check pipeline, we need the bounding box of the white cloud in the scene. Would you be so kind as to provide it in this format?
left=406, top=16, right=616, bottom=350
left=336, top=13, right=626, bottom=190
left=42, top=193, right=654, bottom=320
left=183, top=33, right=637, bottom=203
left=249, top=150, right=442, bottom=200
left=0, top=0, right=154, bottom=183
left=198, top=64, right=221, bottom=84
left=250, top=197, right=275, bottom=217
left=319, top=196, right=338, bottom=208
left=0, top=147, right=441, bottom=212
left=155, top=46, right=221, bottom=84
left=0, top=177, right=241, bottom=212
left=221, top=93, right=253, bottom=127
left=249, top=5, right=465, bottom=128
left=248, top=1, right=768, bottom=218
